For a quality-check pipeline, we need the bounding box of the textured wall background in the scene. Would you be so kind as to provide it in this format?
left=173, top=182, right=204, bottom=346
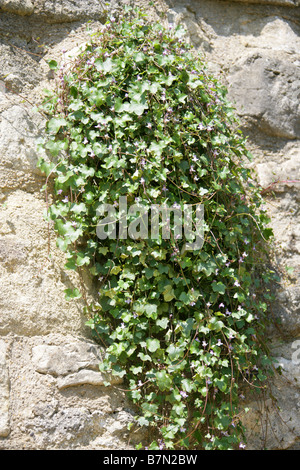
left=0, top=0, right=299, bottom=449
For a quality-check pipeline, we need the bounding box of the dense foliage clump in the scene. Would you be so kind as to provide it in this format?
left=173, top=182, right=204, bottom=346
left=38, top=8, right=276, bottom=450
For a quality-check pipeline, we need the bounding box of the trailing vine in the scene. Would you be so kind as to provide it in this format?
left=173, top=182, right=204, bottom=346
left=37, top=8, right=277, bottom=450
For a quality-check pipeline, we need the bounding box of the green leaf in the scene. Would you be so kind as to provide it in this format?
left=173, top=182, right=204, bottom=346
left=163, top=284, right=175, bottom=302
left=208, top=317, right=224, bottom=332
left=143, top=303, right=158, bottom=319
left=137, top=352, right=152, bottom=362
left=47, top=117, right=67, bottom=134
left=129, top=100, right=148, bottom=116
left=212, top=282, right=226, bottom=295
left=146, top=338, right=160, bottom=352
left=48, top=59, right=58, bottom=70
left=156, top=317, right=169, bottom=329
left=166, top=343, right=184, bottom=361
left=64, top=288, right=82, bottom=301
left=156, top=370, right=172, bottom=391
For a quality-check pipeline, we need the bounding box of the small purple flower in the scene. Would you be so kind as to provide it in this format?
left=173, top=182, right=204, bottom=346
left=234, top=280, right=240, bottom=287
left=86, top=57, right=95, bottom=66
left=62, top=196, right=69, bottom=203
left=57, top=189, right=63, bottom=195
left=159, top=441, right=165, bottom=450
left=180, top=391, right=188, bottom=398
left=219, top=303, right=224, bottom=308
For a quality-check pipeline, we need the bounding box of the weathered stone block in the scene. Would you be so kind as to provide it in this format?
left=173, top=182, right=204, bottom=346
left=32, top=340, right=102, bottom=376
left=227, top=52, right=300, bottom=139
left=0, top=340, right=10, bottom=437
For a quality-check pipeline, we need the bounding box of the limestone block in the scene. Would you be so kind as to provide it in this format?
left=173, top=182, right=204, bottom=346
left=167, top=6, right=211, bottom=50
left=256, top=157, right=300, bottom=192
left=0, top=105, right=46, bottom=174
left=0, top=44, right=42, bottom=93
left=32, top=340, right=102, bottom=376
left=0, top=0, right=34, bottom=16
left=57, top=369, right=122, bottom=389
left=221, top=0, right=299, bottom=6
left=0, top=0, right=110, bottom=21
left=239, top=18, right=300, bottom=55
left=0, top=190, right=88, bottom=337
left=227, top=52, right=300, bottom=139
left=275, top=356, right=300, bottom=385
left=0, top=340, right=10, bottom=437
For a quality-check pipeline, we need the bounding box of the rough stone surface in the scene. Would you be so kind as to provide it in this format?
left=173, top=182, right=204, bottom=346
left=57, top=369, right=123, bottom=390
left=0, top=0, right=34, bottom=16
left=32, top=340, right=103, bottom=376
left=0, top=0, right=109, bottom=23
left=223, top=0, right=299, bottom=5
left=227, top=52, right=300, bottom=139
left=0, top=0, right=299, bottom=451
left=0, top=340, right=10, bottom=437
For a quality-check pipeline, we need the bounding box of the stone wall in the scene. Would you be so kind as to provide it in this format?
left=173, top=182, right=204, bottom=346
left=0, top=0, right=299, bottom=450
